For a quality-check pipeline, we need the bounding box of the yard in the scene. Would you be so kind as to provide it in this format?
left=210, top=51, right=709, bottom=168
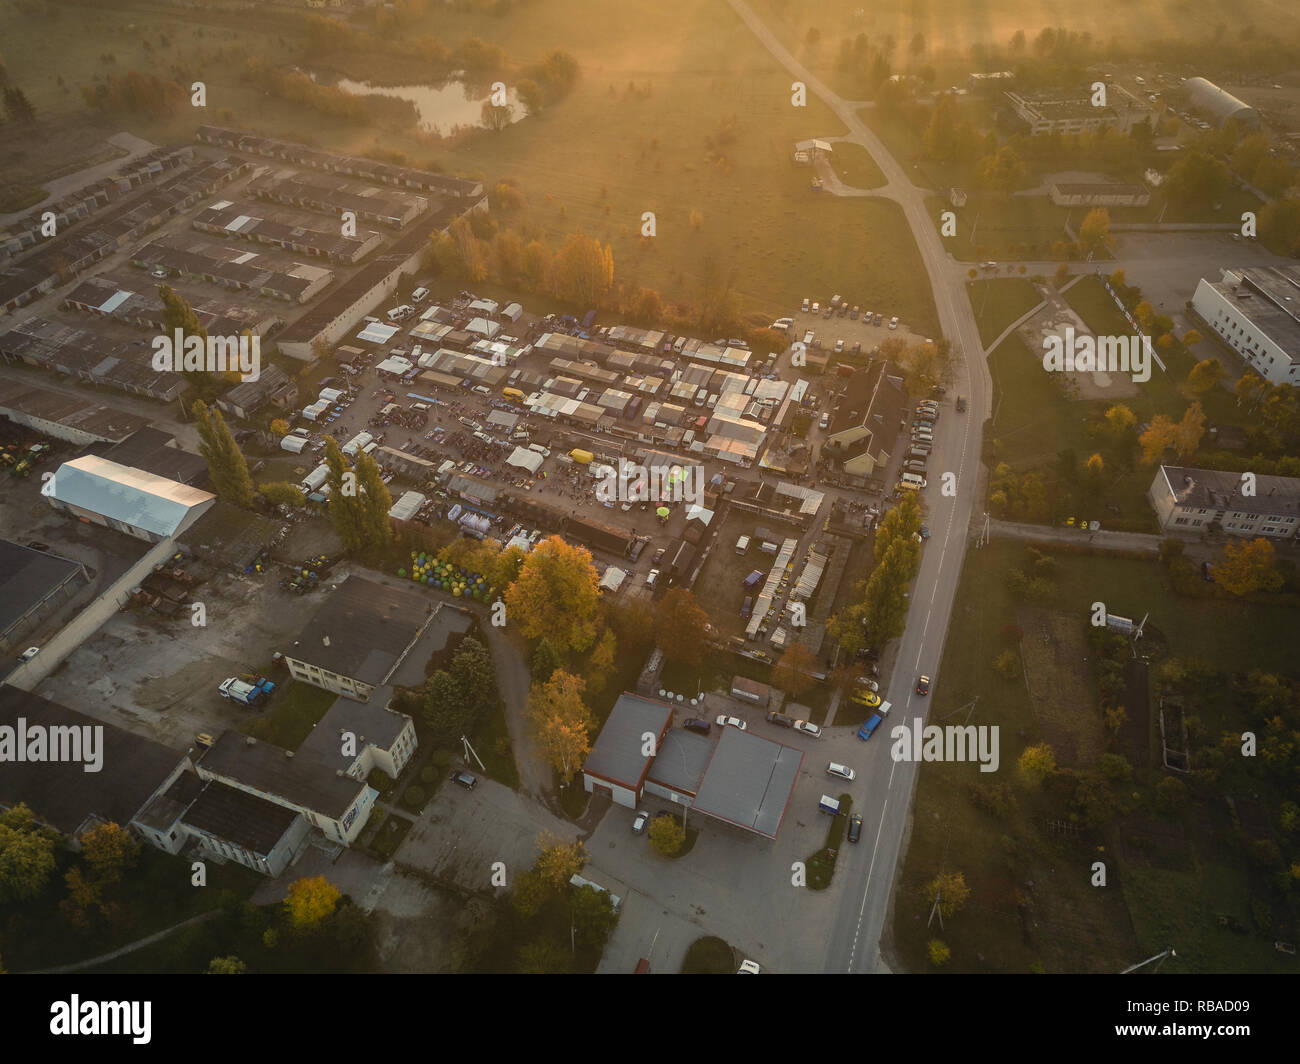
left=242, top=680, right=338, bottom=750
left=892, top=536, right=1300, bottom=972
left=967, top=277, right=1044, bottom=350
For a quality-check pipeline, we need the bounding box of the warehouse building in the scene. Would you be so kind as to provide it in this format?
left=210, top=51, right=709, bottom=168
left=1192, top=266, right=1300, bottom=386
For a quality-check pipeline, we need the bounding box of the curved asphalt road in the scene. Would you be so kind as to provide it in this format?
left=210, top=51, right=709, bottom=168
left=725, top=0, right=989, bottom=973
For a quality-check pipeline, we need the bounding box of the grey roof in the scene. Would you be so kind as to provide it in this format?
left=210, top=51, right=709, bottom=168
left=582, top=693, right=673, bottom=787
left=288, top=577, right=468, bottom=688
left=295, top=686, right=412, bottom=772
left=690, top=727, right=802, bottom=839
left=1156, top=465, right=1300, bottom=518
left=0, top=684, right=184, bottom=835
left=195, top=730, right=368, bottom=820
left=181, top=779, right=302, bottom=856
left=44, top=455, right=215, bottom=538
left=0, top=539, right=88, bottom=640
left=101, top=428, right=209, bottom=485
left=646, top=729, right=714, bottom=795
left=133, top=770, right=205, bottom=832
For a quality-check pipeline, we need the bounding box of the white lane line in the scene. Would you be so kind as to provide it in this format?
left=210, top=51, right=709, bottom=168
left=848, top=796, right=891, bottom=972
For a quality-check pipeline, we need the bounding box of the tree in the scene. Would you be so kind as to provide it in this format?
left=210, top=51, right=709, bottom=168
left=1138, top=414, right=1177, bottom=464
left=772, top=642, right=817, bottom=700
left=3, top=85, right=35, bottom=123
left=1077, top=207, right=1111, bottom=255
left=1187, top=358, right=1225, bottom=395
left=322, top=437, right=365, bottom=551
left=649, top=814, right=685, bottom=856
left=516, top=78, right=545, bottom=115
left=1173, top=401, right=1206, bottom=461
left=924, top=92, right=960, bottom=161
left=0, top=804, right=59, bottom=903
left=505, top=536, right=601, bottom=652
left=480, top=100, right=513, bottom=131
left=1105, top=403, right=1136, bottom=437
left=1163, top=150, right=1232, bottom=209
left=159, top=285, right=218, bottom=396
left=533, top=832, right=586, bottom=890
left=528, top=670, right=593, bottom=783
left=924, top=870, right=970, bottom=919
left=552, top=231, right=614, bottom=307
left=259, top=480, right=306, bottom=508
left=654, top=587, right=710, bottom=667
left=208, top=955, right=248, bottom=973
left=353, top=448, right=394, bottom=551
left=268, top=418, right=291, bottom=438
left=284, top=876, right=341, bottom=929
left=1018, top=743, right=1056, bottom=783
left=79, top=821, right=140, bottom=886
left=571, top=884, right=618, bottom=948
left=978, top=145, right=1026, bottom=197
left=1215, top=538, right=1284, bottom=596
left=531, top=638, right=562, bottom=683
left=1155, top=775, right=1189, bottom=815
left=583, top=627, right=618, bottom=695
left=193, top=401, right=254, bottom=507
left=993, top=649, right=1020, bottom=680
left=517, top=935, right=571, bottom=973
left=928, top=939, right=951, bottom=966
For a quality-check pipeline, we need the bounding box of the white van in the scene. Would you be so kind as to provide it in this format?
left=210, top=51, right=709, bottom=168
left=386, top=305, right=413, bottom=323
left=898, top=473, right=927, bottom=491
left=411, top=286, right=429, bottom=303
left=411, top=402, right=431, bottom=413
left=736, top=534, right=751, bottom=554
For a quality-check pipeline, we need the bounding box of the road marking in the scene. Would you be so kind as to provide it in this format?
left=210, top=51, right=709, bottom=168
left=848, top=796, right=891, bottom=972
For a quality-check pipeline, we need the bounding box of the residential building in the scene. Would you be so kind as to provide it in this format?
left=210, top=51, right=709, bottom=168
left=1148, top=465, right=1300, bottom=539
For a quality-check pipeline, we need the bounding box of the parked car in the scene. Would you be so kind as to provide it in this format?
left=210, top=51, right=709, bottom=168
left=450, top=770, right=478, bottom=790
left=847, top=813, right=863, bottom=843
left=811, top=301, right=820, bottom=314
left=857, top=714, right=883, bottom=741
left=716, top=715, right=748, bottom=731
left=850, top=689, right=881, bottom=708
left=920, top=525, right=930, bottom=539
left=823, top=306, right=834, bottom=319
left=855, top=677, right=879, bottom=692
left=956, top=396, right=967, bottom=412
left=18, top=647, right=39, bottom=662
left=738, top=959, right=762, bottom=974
left=645, top=568, right=661, bottom=589
left=916, top=674, right=931, bottom=696
left=1201, top=560, right=1214, bottom=582
left=850, top=305, right=860, bottom=319
left=652, top=547, right=667, bottom=566
left=827, top=762, right=856, bottom=781
left=766, top=711, right=795, bottom=728
left=682, top=718, right=712, bottom=735
left=888, top=316, right=899, bottom=329
left=793, top=720, right=822, bottom=738
left=632, top=810, right=650, bottom=834
left=801, top=297, right=811, bottom=312
left=819, top=412, right=830, bottom=430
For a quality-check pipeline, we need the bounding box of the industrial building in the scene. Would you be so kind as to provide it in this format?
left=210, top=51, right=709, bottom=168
left=1192, top=266, right=1300, bottom=386
left=1183, top=77, right=1260, bottom=130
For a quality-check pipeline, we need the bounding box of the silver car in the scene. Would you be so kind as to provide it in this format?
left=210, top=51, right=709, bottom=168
left=793, top=720, right=822, bottom=738
left=827, top=762, right=856, bottom=781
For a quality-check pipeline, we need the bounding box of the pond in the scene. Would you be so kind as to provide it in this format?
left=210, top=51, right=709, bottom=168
left=332, top=76, right=524, bottom=132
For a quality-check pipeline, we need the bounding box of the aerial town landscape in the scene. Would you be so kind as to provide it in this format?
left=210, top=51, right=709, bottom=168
left=0, top=0, right=1298, bottom=997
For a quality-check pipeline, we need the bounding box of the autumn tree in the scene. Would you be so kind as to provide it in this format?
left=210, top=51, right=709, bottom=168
left=649, top=814, right=685, bottom=856
left=1187, top=357, right=1225, bottom=395
left=208, top=955, right=248, bottom=973
left=0, top=804, right=58, bottom=903
left=772, top=642, right=818, bottom=700
left=1077, top=207, right=1111, bottom=255
left=924, top=870, right=971, bottom=919
left=534, top=833, right=586, bottom=889
left=583, top=627, right=618, bottom=695
left=1215, top=538, right=1284, bottom=596
left=79, top=821, right=140, bottom=886
left=322, top=436, right=366, bottom=551
left=571, top=884, right=619, bottom=948
left=1138, top=414, right=1176, bottom=464
left=193, top=401, right=254, bottom=507
left=1104, top=403, right=1136, bottom=436
left=505, top=536, right=601, bottom=652
left=978, top=145, right=1026, bottom=197
left=268, top=418, right=291, bottom=438
left=528, top=669, right=593, bottom=783
left=654, top=587, right=710, bottom=667
left=1018, top=743, right=1056, bottom=783
left=284, top=876, right=341, bottom=929
left=259, top=480, right=306, bottom=508
left=552, top=231, right=614, bottom=307
left=1173, top=401, right=1206, bottom=460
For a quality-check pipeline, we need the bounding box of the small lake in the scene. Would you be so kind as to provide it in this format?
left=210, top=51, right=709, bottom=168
left=331, top=76, right=523, bottom=132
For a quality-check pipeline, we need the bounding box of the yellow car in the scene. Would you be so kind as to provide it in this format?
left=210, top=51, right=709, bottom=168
left=850, top=689, right=881, bottom=708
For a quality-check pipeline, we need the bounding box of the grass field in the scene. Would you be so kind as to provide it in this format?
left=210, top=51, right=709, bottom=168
left=967, top=277, right=1043, bottom=349
left=826, top=141, right=887, bottom=189
left=891, top=536, right=1300, bottom=972
left=242, top=679, right=337, bottom=749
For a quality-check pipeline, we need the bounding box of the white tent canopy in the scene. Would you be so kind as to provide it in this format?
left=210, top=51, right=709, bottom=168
left=506, top=447, right=543, bottom=474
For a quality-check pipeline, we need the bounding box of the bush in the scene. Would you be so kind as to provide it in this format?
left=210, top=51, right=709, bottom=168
left=928, top=938, right=951, bottom=966
left=403, top=785, right=426, bottom=808
left=1154, top=775, right=1188, bottom=815
left=428, top=750, right=453, bottom=769
left=1099, top=753, right=1132, bottom=782
left=968, top=781, right=1018, bottom=818
left=420, top=765, right=438, bottom=784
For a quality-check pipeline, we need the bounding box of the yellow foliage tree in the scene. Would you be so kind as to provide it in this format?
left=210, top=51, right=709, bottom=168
left=284, top=876, right=340, bottom=929
left=528, top=669, right=593, bottom=782
left=504, top=536, right=600, bottom=652
left=1018, top=743, right=1056, bottom=783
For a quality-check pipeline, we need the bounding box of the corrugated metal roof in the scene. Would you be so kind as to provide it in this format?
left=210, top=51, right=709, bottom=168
left=44, top=455, right=215, bottom=537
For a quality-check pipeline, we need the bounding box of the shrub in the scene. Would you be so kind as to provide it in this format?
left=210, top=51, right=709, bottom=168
left=403, top=785, right=426, bottom=808
left=420, top=765, right=437, bottom=784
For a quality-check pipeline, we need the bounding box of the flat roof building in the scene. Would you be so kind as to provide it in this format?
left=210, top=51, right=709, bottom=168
left=42, top=455, right=216, bottom=542
left=0, top=541, right=90, bottom=652
left=1192, top=266, right=1300, bottom=386
left=1149, top=465, right=1300, bottom=540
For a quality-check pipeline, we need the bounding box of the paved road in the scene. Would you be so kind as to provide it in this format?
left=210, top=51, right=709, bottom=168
left=726, top=0, right=988, bottom=974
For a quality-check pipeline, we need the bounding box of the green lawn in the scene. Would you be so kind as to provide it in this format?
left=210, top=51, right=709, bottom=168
left=827, top=141, right=886, bottom=190
left=967, top=277, right=1043, bottom=350
left=243, top=680, right=338, bottom=750
left=892, top=537, right=1300, bottom=972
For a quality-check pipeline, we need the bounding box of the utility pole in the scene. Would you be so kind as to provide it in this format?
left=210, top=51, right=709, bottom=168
left=460, top=735, right=486, bottom=771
